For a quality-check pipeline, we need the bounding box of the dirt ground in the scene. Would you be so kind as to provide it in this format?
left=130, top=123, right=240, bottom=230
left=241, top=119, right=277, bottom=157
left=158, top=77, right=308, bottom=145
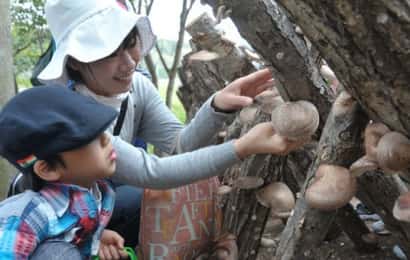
left=256, top=214, right=404, bottom=260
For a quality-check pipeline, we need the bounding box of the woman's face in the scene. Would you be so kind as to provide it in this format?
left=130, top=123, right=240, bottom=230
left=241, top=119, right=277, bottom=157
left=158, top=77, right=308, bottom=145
left=74, top=37, right=141, bottom=97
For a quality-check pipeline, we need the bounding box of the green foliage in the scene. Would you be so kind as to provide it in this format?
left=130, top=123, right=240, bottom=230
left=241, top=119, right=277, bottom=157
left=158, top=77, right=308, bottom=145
left=11, top=0, right=50, bottom=87
left=158, top=85, right=186, bottom=123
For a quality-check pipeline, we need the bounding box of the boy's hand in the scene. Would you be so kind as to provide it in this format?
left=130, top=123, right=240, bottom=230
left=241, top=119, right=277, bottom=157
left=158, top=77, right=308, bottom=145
left=234, top=122, right=309, bottom=159
left=213, top=68, right=274, bottom=112
left=98, top=229, right=129, bottom=260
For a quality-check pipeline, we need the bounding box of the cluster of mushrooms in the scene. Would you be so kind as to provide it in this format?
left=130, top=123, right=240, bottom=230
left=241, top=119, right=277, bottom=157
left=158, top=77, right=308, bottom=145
left=218, top=88, right=410, bottom=251
left=218, top=92, right=320, bottom=248
left=306, top=121, right=410, bottom=222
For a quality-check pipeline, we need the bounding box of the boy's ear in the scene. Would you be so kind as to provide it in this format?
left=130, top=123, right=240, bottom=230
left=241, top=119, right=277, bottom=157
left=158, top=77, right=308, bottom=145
left=33, top=160, right=62, bottom=182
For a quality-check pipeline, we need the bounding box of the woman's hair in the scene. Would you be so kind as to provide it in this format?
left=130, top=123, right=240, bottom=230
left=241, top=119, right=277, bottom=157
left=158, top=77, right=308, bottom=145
left=24, top=154, right=66, bottom=192
left=66, top=26, right=140, bottom=82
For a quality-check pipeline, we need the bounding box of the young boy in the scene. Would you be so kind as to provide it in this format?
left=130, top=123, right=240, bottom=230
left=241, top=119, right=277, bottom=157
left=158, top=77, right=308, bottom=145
left=0, top=86, right=128, bottom=259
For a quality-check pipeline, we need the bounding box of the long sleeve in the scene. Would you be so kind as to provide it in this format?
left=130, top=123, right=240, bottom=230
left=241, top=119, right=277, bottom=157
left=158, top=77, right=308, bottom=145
left=0, top=193, right=49, bottom=260
left=111, top=137, right=240, bottom=189
left=131, top=73, right=235, bottom=153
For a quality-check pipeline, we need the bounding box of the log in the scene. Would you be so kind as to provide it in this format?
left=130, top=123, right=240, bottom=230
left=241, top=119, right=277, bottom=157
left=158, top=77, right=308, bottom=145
left=356, top=172, right=410, bottom=256
left=275, top=92, right=369, bottom=260
left=202, top=0, right=333, bottom=135
left=275, top=0, right=410, bottom=136
left=178, top=13, right=256, bottom=120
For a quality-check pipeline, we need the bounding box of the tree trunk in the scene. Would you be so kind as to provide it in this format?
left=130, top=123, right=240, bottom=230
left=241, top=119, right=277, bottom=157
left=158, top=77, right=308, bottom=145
left=144, top=54, right=159, bottom=88
left=0, top=0, right=18, bottom=199
left=276, top=0, right=410, bottom=136
left=178, top=13, right=256, bottom=120
left=202, top=0, right=333, bottom=135
left=181, top=0, right=410, bottom=258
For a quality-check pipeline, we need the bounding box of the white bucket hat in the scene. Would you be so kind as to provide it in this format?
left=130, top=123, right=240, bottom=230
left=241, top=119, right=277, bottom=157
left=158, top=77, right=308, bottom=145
left=38, top=0, right=156, bottom=84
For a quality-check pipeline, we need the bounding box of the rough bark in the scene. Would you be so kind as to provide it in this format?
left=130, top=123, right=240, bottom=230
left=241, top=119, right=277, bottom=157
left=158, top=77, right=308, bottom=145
left=275, top=92, right=369, bottom=260
left=0, top=0, right=17, bottom=199
left=178, top=59, right=226, bottom=120
left=178, top=13, right=255, bottom=120
left=275, top=0, right=410, bottom=136
left=202, top=0, right=333, bottom=135
left=186, top=13, right=256, bottom=83
left=356, top=172, right=410, bottom=257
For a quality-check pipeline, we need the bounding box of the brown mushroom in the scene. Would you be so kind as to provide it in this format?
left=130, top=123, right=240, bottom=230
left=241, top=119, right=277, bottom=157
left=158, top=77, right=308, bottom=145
left=305, top=164, right=357, bottom=211
left=217, top=185, right=233, bottom=195
left=239, top=106, right=258, bottom=124
left=349, top=122, right=390, bottom=177
left=364, top=122, right=390, bottom=161
left=260, top=237, right=276, bottom=248
left=376, top=131, right=410, bottom=173
left=349, top=155, right=378, bottom=177
left=271, top=100, right=319, bottom=141
left=332, top=91, right=356, bottom=116
left=256, top=182, right=295, bottom=218
left=254, top=89, right=284, bottom=114
left=393, top=192, right=410, bottom=222
left=189, top=50, right=220, bottom=61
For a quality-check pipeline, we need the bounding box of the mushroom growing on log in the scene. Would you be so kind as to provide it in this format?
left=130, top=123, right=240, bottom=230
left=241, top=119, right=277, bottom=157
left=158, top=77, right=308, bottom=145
left=256, top=182, right=295, bottom=219
left=393, top=192, right=410, bottom=222
left=376, top=131, right=410, bottom=174
left=254, top=88, right=284, bottom=114
left=271, top=100, right=319, bottom=142
left=350, top=122, right=390, bottom=177
left=305, top=164, right=357, bottom=211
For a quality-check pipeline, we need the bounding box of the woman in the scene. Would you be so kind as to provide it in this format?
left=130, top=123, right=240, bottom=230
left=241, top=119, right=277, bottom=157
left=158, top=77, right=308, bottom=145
left=37, top=0, right=305, bottom=258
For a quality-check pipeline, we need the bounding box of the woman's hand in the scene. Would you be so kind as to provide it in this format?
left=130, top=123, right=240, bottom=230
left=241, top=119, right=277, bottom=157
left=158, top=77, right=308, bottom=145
left=98, top=229, right=128, bottom=260
left=234, top=122, right=309, bottom=159
left=212, top=68, right=274, bottom=112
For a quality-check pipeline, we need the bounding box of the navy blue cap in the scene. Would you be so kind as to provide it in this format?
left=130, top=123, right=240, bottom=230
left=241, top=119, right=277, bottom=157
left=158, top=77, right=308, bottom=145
left=0, top=85, right=118, bottom=172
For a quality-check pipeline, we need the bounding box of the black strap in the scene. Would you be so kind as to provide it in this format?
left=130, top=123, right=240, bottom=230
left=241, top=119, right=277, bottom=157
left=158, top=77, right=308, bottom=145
left=113, top=96, right=129, bottom=136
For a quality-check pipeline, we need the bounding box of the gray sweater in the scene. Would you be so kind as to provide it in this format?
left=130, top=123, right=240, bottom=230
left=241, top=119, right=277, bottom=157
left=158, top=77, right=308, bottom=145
left=78, top=72, right=240, bottom=189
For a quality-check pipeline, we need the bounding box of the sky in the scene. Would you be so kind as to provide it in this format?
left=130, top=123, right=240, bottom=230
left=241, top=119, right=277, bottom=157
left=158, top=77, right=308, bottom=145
left=149, top=0, right=248, bottom=46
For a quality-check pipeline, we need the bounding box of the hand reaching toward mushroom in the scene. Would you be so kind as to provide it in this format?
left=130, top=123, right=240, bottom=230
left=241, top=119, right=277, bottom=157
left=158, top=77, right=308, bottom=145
left=212, top=68, right=274, bottom=112
left=234, top=122, right=309, bottom=159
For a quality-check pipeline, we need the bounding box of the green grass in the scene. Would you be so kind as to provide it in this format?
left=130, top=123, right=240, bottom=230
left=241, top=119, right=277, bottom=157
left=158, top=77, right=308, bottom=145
left=157, top=85, right=186, bottom=123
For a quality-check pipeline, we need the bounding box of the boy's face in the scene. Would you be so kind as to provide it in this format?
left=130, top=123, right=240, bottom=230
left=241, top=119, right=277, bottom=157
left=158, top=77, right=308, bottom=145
left=57, top=132, right=116, bottom=188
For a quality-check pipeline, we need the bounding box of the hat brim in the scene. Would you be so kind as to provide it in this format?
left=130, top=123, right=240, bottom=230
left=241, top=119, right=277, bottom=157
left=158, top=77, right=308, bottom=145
left=38, top=7, right=155, bottom=84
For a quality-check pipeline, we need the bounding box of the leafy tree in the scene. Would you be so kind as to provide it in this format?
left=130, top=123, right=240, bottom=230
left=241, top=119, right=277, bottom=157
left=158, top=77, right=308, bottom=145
left=11, top=0, right=50, bottom=87
left=0, top=0, right=19, bottom=198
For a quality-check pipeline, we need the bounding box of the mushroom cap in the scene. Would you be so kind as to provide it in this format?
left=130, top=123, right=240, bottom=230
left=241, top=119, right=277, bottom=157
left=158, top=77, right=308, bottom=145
left=256, top=182, right=295, bottom=213
left=260, top=237, right=276, bottom=248
left=260, top=96, right=284, bottom=114
left=239, top=106, right=258, bottom=124
left=376, top=131, right=410, bottom=172
left=254, top=89, right=279, bottom=103
left=364, top=122, right=390, bottom=161
left=332, top=91, right=356, bottom=116
left=320, top=64, right=336, bottom=82
left=235, top=176, right=264, bottom=189
left=271, top=100, right=319, bottom=141
left=393, top=192, right=410, bottom=222
left=189, top=50, right=220, bottom=61
left=217, top=185, right=233, bottom=195
left=305, top=164, right=357, bottom=211
left=349, top=155, right=378, bottom=177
